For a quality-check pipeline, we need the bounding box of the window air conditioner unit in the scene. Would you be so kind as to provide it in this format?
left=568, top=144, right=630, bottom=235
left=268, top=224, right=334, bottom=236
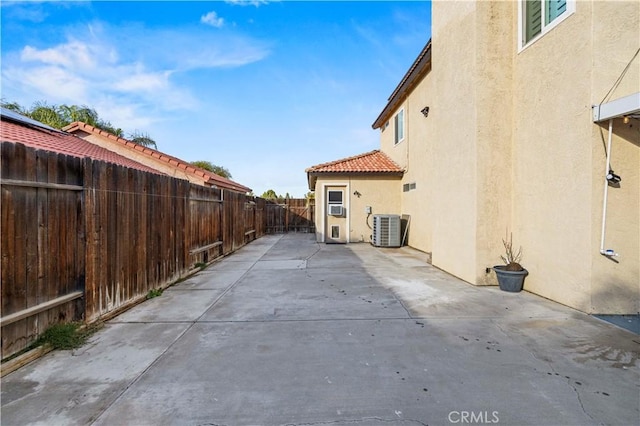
left=329, top=205, right=344, bottom=216
left=372, top=214, right=401, bottom=247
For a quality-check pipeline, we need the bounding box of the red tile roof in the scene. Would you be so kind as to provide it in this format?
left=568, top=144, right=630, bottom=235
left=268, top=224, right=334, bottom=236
left=0, top=118, right=164, bottom=175
left=63, top=122, right=251, bottom=193
left=306, top=150, right=403, bottom=190
left=306, top=150, right=403, bottom=174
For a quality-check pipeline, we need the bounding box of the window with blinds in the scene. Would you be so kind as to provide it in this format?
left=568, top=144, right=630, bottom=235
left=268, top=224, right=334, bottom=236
left=522, top=0, right=572, bottom=48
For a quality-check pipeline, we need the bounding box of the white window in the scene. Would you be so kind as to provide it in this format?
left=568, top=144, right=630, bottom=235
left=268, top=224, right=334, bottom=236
left=394, top=109, right=404, bottom=144
left=520, top=0, right=574, bottom=50
left=327, top=190, right=343, bottom=204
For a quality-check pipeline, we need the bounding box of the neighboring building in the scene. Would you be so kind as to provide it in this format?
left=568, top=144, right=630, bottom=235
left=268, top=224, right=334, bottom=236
left=0, top=108, right=162, bottom=175
left=307, top=1, right=639, bottom=315
left=306, top=150, right=403, bottom=243
left=64, top=121, right=251, bottom=193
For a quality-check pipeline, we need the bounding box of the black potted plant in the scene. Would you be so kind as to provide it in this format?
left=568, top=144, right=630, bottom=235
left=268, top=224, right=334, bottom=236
left=493, top=233, right=528, bottom=292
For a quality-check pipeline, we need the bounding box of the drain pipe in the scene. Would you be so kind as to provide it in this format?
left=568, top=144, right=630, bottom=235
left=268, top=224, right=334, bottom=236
left=600, top=119, right=619, bottom=257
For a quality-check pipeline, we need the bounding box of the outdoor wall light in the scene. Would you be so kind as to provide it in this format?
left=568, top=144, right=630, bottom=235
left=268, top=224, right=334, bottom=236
left=623, top=116, right=630, bottom=124
left=606, top=169, right=621, bottom=185
left=421, top=106, right=430, bottom=117
left=353, top=190, right=362, bottom=197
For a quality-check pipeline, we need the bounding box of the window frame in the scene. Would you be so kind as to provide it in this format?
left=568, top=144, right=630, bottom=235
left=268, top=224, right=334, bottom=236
left=518, top=0, right=575, bottom=52
left=394, top=108, right=405, bottom=145
left=327, top=190, right=343, bottom=205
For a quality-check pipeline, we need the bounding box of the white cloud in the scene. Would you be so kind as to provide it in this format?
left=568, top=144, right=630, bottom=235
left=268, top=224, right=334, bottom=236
left=21, top=41, right=96, bottom=69
left=2, top=20, right=271, bottom=136
left=201, top=11, right=224, bottom=28
left=225, top=0, right=271, bottom=7
left=112, top=68, right=172, bottom=93
left=9, top=65, right=89, bottom=103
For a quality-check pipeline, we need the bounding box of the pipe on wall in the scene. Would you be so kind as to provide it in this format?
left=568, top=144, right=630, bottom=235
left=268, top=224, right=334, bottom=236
left=599, top=119, right=619, bottom=257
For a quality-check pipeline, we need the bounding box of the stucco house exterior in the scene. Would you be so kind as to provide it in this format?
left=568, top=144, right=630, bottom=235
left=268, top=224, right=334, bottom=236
left=307, top=0, right=639, bottom=315
left=306, top=150, right=403, bottom=243
left=63, top=121, right=251, bottom=193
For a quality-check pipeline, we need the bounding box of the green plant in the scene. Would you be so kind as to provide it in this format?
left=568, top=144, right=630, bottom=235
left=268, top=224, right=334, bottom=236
left=500, top=232, right=524, bottom=271
left=37, top=322, right=99, bottom=350
left=194, top=262, right=207, bottom=269
left=146, top=288, right=163, bottom=299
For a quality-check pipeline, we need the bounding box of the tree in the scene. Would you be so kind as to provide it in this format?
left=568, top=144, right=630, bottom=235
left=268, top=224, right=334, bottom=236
left=1, top=101, right=26, bottom=114
left=1, top=100, right=148, bottom=146
left=57, top=104, right=99, bottom=126
left=190, top=161, right=232, bottom=179
left=129, top=130, right=158, bottom=150
left=261, top=189, right=279, bottom=200
left=28, top=101, right=66, bottom=129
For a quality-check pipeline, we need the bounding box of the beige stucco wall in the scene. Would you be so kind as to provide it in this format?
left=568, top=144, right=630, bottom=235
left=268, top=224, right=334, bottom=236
left=313, top=175, right=401, bottom=244
left=77, top=132, right=207, bottom=186
left=376, top=0, right=638, bottom=314
left=512, top=0, right=639, bottom=313
left=400, top=64, right=435, bottom=258
left=378, top=64, right=436, bottom=257
left=407, top=0, right=515, bottom=284
left=589, top=1, right=639, bottom=314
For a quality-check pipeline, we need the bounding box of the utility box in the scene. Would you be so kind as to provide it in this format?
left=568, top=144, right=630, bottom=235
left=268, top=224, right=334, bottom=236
left=372, top=214, right=401, bottom=247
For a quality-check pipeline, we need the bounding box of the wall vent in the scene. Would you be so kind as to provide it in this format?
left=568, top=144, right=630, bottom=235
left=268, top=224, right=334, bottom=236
left=372, top=214, right=401, bottom=247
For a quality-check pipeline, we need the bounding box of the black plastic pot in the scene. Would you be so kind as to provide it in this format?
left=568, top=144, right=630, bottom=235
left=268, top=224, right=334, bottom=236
left=493, top=266, right=528, bottom=292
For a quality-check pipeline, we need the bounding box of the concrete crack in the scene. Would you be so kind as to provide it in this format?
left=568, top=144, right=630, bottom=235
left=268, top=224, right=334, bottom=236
left=567, top=379, right=599, bottom=424
left=491, top=320, right=598, bottom=424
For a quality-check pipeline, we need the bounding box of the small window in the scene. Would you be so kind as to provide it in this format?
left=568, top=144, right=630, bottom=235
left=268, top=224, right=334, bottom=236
left=327, top=190, right=343, bottom=204
left=394, top=109, right=404, bottom=144
left=331, top=225, right=340, bottom=239
left=521, top=0, right=574, bottom=49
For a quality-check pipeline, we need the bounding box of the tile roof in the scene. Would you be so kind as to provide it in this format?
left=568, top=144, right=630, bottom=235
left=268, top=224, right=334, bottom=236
left=306, top=150, right=404, bottom=174
left=63, top=122, right=251, bottom=193
left=0, top=117, right=164, bottom=175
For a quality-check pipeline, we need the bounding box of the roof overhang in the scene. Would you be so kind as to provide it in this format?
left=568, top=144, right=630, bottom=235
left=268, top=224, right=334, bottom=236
left=372, top=40, right=432, bottom=129
left=307, top=171, right=404, bottom=191
left=593, top=92, right=640, bottom=122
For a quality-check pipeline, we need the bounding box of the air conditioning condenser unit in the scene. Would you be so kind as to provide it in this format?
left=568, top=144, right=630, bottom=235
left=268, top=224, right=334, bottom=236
left=372, top=214, right=401, bottom=247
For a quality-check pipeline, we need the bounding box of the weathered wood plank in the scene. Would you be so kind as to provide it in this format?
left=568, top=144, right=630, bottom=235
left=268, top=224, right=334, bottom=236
left=24, top=144, right=38, bottom=343
left=0, top=179, right=83, bottom=191
left=0, top=291, right=83, bottom=327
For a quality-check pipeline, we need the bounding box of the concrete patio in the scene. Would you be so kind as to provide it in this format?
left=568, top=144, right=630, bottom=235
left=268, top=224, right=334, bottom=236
left=1, top=233, right=638, bottom=425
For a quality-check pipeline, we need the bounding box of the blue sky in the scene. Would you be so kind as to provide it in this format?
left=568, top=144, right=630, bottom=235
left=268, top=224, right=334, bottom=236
left=1, top=1, right=431, bottom=196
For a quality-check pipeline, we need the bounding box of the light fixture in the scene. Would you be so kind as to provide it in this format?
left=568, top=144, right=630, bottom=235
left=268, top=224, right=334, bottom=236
left=353, top=190, right=361, bottom=197
left=623, top=116, right=630, bottom=124
left=421, top=106, right=430, bottom=117
left=606, top=169, right=621, bottom=184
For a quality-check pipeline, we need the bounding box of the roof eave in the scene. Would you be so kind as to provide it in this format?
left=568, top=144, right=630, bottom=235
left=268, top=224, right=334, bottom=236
left=372, top=40, right=432, bottom=129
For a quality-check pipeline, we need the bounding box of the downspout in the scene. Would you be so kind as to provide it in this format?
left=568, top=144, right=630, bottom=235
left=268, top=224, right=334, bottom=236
left=599, top=119, right=618, bottom=257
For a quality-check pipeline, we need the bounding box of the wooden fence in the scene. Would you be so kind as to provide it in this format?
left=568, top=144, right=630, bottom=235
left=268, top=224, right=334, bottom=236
left=265, top=198, right=315, bottom=234
left=1, top=142, right=269, bottom=359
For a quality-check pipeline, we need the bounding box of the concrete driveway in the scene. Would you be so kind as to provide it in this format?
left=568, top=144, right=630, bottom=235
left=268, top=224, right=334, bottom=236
left=1, top=234, right=638, bottom=425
